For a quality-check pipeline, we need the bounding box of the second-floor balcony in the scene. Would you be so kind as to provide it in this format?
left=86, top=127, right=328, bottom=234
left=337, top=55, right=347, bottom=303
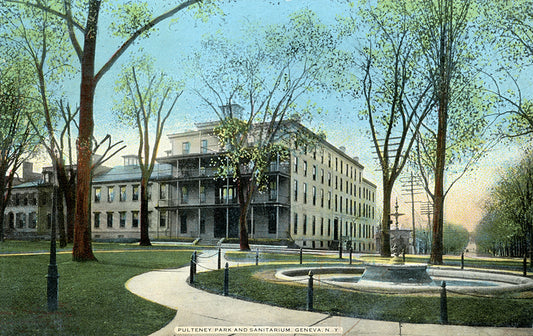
left=157, top=194, right=290, bottom=208
left=172, top=162, right=290, bottom=180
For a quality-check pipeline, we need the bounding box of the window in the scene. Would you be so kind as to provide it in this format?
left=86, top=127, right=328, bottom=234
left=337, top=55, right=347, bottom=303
left=294, top=180, right=298, bottom=201
left=328, top=154, right=331, bottom=167
left=132, top=185, right=139, bottom=201
left=200, top=217, right=206, bottom=234
left=201, top=139, right=208, bottom=153
left=312, top=216, right=316, bottom=236
left=181, top=186, right=189, bottom=204
left=312, top=186, right=316, bottom=206
left=94, top=212, right=100, bottom=228
left=147, top=184, right=152, bottom=200
left=293, top=213, right=298, bottom=235
left=107, top=187, right=114, bottom=202
left=320, top=189, right=324, bottom=207
left=180, top=214, right=187, bottom=234
left=107, top=212, right=113, bottom=228
left=220, top=186, right=235, bottom=203
left=132, top=211, right=139, bottom=228
left=321, top=169, right=324, bottom=184
left=120, top=186, right=127, bottom=202
left=320, top=218, right=324, bottom=236
left=328, top=172, right=331, bottom=187
left=328, top=219, right=331, bottom=236
left=312, top=165, right=317, bottom=181
left=303, top=183, right=307, bottom=204
left=268, top=212, right=276, bottom=234
left=28, top=212, right=37, bottom=229
left=200, top=185, right=206, bottom=203
left=303, top=215, right=307, bottom=235
left=328, top=191, right=331, bottom=209
left=160, top=211, right=167, bottom=227
left=160, top=183, right=167, bottom=200
left=269, top=180, right=277, bottom=201
left=303, top=161, right=307, bottom=177
left=16, top=213, right=25, bottom=228
left=119, top=212, right=126, bottom=228
left=94, top=187, right=101, bottom=203
left=182, top=142, right=190, bottom=154
left=293, top=156, right=298, bottom=173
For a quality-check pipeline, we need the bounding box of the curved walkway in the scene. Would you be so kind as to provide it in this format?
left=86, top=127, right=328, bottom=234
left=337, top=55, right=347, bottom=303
left=126, top=250, right=533, bottom=336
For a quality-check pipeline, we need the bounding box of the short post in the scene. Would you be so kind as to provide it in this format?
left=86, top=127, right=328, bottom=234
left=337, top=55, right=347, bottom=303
left=339, top=241, right=343, bottom=259
left=349, top=248, right=353, bottom=265
left=218, top=248, right=221, bottom=270
left=299, top=248, right=303, bottom=265
left=223, top=262, right=229, bottom=296
left=440, top=281, right=448, bottom=324
left=523, top=252, right=527, bottom=276
left=255, top=248, right=259, bottom=266
left=402, top=251, right=406, bottom=263
left=46, top=186, right=59, bottom=312
left=193, top=251, right=197, bottom=276
left=189, top=253, right=195, bottom=285
left=307, top=271, right=314, bottom=311
left=461, top=252, right=464, bottom=270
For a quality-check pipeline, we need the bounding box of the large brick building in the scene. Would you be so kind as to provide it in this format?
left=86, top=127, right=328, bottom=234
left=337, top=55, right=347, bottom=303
left=4, top=121, right=378, bottom=251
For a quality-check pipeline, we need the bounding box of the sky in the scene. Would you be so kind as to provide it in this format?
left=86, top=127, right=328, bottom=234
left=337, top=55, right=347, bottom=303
left=39, top=0, right=529, bottom=233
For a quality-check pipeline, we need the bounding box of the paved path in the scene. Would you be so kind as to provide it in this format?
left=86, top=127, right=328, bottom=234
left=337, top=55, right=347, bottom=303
left=126, top=249, right=533, bottom=336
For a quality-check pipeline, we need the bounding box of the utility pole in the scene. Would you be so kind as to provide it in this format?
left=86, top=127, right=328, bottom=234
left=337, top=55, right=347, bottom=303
left=401, top=172, right=424, bottom=254
left=421, top=201, right=434, bottom=254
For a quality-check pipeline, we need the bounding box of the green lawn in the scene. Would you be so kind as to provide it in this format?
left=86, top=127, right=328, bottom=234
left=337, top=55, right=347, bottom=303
left=0, top=243, right=194, bottom=336
left=194, top=264, right=533, bottom=327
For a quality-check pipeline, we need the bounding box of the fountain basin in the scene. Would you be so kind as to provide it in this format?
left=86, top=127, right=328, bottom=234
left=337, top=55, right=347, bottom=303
left=275, top=265, right=533, bottom=294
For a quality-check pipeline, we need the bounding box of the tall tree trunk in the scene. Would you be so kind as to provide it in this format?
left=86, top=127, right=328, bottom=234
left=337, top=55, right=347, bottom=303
left=57, top=186, right=67, bottom=248
left=73, top=0, right=101, bottom=262
left=236, top=166, right=250, bottom=251
left=65, top=181, right=76, bottom=244
left=430, top=81, right=448, bottom=265
left=380, top=182, right=393, bottom=257
left=139, top=176, right=151, bottom=246
left=0, top=203, right=5, bottom=242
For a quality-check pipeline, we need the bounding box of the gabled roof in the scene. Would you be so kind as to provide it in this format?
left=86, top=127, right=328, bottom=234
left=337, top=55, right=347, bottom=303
left=92, top=164, right=173, bottom=184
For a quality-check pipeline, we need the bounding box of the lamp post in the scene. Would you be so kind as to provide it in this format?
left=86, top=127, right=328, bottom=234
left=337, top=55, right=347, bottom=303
left=46, top=185, right=59, bottom=311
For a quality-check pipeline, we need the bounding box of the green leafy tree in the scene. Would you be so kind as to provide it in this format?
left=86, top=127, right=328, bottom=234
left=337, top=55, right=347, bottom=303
left=339, top=1, right=435, bottom=257
left=481, top=1, right=533, bottom=140
left=484, top=150, right=533, bottom=260
left=190, top=9, right=336, bottom=250
left=414, top=0, right=475, bottom=265
left=0, top=58, right=42, bottom=242
left=113, top=57, right=182, bottom=246
left=443, top=222, right=469, bottom=254
left=6, top=0, right=220, bottom=261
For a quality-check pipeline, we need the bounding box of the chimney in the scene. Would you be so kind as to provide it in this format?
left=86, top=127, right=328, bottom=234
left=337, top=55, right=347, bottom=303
left=23, top=162, right=34, bottom=180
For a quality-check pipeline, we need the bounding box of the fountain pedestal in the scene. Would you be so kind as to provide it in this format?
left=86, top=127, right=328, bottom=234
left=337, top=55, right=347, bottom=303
left=360, top=264, right=432, bottom=284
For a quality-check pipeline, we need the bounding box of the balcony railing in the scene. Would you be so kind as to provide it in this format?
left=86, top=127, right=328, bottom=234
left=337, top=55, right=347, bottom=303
left=157, top=194, right=289, bottom=208
left=172, top=163, right=289, bottom=179
left=173, top=167, right=218, bottom=179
